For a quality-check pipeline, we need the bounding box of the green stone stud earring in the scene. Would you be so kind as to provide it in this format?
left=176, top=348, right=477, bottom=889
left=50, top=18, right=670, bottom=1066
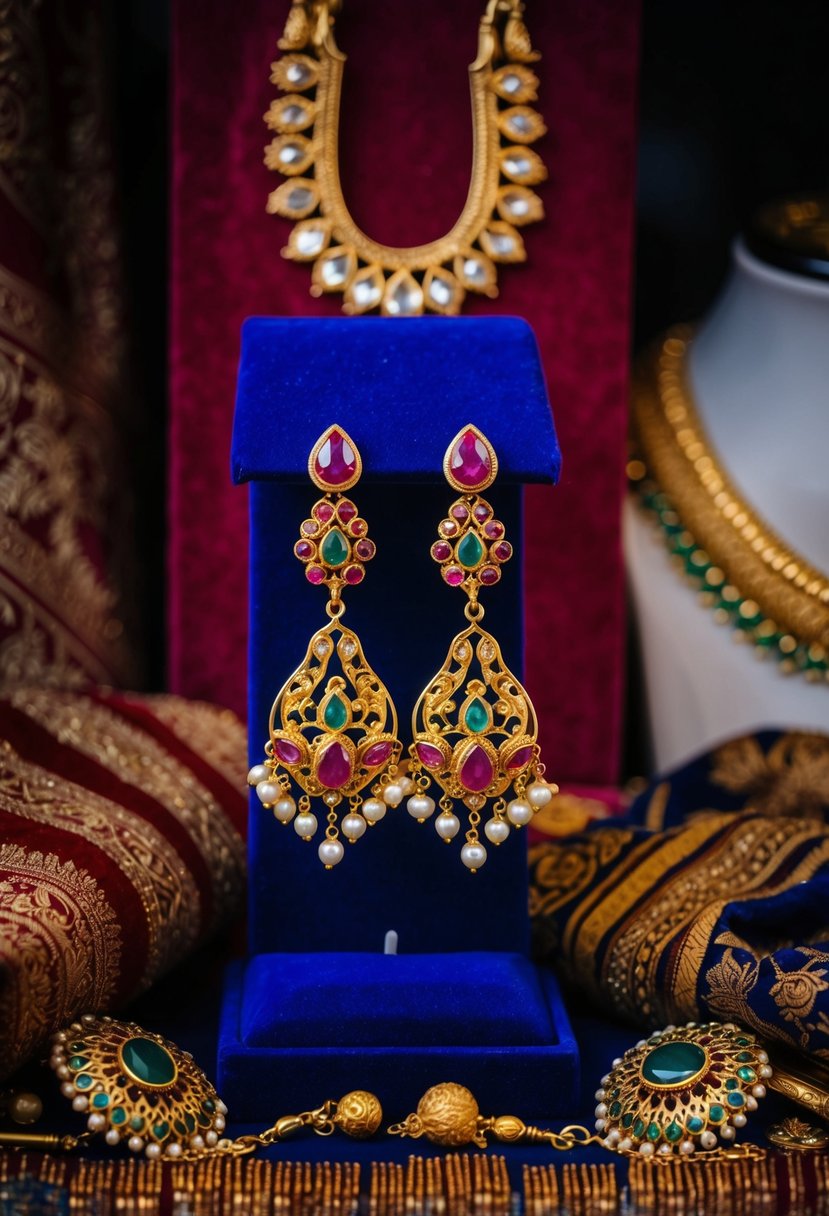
left=594, top=1021, right=772, bottom=1157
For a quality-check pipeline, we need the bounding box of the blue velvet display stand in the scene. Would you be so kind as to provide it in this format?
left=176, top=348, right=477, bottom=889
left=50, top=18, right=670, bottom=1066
left=219, top=316, right=578, bottom=1121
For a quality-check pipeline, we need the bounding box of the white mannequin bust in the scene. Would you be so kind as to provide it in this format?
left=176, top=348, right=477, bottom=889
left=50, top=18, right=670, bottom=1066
left=625, top=238, right=829, bottom=772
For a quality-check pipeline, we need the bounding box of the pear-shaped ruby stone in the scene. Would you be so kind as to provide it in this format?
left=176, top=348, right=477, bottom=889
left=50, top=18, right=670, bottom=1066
left=459, top=744, right=493, bottom=792
left=363, top=741, right=393, bottom=767
left=317, top=740, right=352, bottom=788
left=416, top=742, right=444, bottom=769
left=449, top=429, right=492, bottom=489
left=314, top=428, right=357, bottom=489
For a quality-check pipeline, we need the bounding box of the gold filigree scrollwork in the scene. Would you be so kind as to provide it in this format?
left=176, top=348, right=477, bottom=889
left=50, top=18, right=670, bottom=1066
left=264, top=0, right=548, bottom=316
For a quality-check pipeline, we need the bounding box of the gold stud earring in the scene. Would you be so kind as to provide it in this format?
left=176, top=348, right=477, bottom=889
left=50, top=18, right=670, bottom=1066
left=407, top=425, right=557, bottom=870
left=248, top=425, right=402, bottom=867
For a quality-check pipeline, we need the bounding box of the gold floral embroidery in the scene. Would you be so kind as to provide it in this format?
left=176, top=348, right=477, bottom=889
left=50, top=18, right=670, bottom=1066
left=711, top=733, right=829, bottom=820
left=0, top=842, right=120, bottom=1080
left=0, top=742, right=199, bottom=983
left=11, top=689, right=246, bottom=923
left=137, top=695, right=248, bottom=788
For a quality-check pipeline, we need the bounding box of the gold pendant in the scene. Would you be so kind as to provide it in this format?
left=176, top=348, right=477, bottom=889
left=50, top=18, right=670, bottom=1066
left=264, top=0, right=547, bottom=316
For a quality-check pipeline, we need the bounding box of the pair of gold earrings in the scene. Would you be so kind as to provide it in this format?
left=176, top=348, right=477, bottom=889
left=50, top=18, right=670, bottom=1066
left=247, top=424, right=557, bottom=871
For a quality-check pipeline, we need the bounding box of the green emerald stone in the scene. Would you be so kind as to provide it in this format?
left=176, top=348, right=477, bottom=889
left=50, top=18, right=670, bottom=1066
left=203, top=1099, right=215, bottom=1113
left=76, top=1074, right=93, bottom=1090
left=666, top=1122, right=682, bottom=1142
left=323, top=693, right=348, bottom=730
left=609, top=1101, right=622, bottom=1118
left=457, top=532, right=484, bottom=569
left=152, top=1122, right=170, bottom=1141
left=174, top=1119, right=188, bottom=1136
left=92, top=1093, right=109, bottom=1109
left=642, top=1040, right=706, bottom=1087
left=121, top=1036, right=176, bottom=1087
left=736, top=1051, right=753, bottom=1063
left=687, top=1116, right=704, bottom=1133
left=69, top=1042, right=85, bottom=1052
left=464, top=697, right=489, bottom=733
left=185, top=1113, right=196, bottom=1132
left=111, top=1109, right=127, bottom=1126
left=130, top=1116, right=144, bottom=1132
left=69, top=1056, right=88, bottom=1071
left=633, top=1118, right=645, bottom=1139
left=621, top=1112, right=633, bottom=1129
left=726, top=1079, right=738, bottom=1091
left=737, top=1066, right=756, bottom=1083
left=735, top=1037, right=749, bottom=1046
left=727, top=1093, right=744, bottom=1108
left=197, top=1112, right=211, bottom=1128
left=709, top=1105, right=725, bottom=1123
left=320, top=527, right=349, bottom=567
left=647, top=1122, right=661, bottom=1142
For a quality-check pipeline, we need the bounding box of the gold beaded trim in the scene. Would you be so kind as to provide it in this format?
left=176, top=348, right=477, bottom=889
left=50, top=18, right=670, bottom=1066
left=630, top=328, right=829, bottom=681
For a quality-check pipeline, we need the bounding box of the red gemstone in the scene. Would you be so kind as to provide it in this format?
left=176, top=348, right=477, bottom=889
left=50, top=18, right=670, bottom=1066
left=301, top=520, right=319, bottom=536
left=274, top=739, right=303, bottom=765
left=479, top=566, right=500, bottom=585
left=440, top=520, right=458, bottom=537
left=363, top=741, right=393, bottom=767
left=306, top=565, right=325, bottom=584
left=451, top=504, right=469, bottom=522
left=473, top=503, right=491, bottom=523
left=432, top=541, right=452, bottom=561
left=294, top=540, right=314, bottom=560
left=349, top=519, right=367, bottom=536
left=317, top=740, right=352, bottom=788
left=493, top=541, right=512, bottom=561
left=338, top=500, right=357, bottom=523
left=355, top=539, right=376, bottom=560
left=314, top=429, right=358, bottom=488
left=416, top=742, right=444, bottom=769
left=506, top=745, right=533, bottom=771
left=315, top=502, right=335, bottom=522
left=459, top=744, right=493, bottom=792
left=484, top=520, right=504, bottom=538
left=449, top=429, right=492, bottom=489
left=443, top=566, right=465, bottom=586
left=343, top=565, right=364, bottom=584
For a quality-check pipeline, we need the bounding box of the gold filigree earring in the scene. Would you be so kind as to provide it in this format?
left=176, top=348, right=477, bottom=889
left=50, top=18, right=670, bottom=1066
left=248, top=425, right=402, bottom=868
left=407, top=425, right=557, bottom=870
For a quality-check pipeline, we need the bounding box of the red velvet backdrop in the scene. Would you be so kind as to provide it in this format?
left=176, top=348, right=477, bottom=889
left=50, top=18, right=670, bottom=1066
left=170, top=0, right=639, bottom=786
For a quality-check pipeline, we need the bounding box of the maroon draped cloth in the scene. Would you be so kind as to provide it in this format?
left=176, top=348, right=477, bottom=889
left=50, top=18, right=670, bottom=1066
left=170, top=0, right=639, bottom=786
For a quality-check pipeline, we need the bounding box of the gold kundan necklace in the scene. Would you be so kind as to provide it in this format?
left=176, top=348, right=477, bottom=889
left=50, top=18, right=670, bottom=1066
left=264, top=0, right=547, bottom=316
left=629, top=327, right=829, bottom=682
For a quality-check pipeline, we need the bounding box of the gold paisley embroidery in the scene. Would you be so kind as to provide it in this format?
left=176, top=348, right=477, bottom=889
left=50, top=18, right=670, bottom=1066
left=0, top=842, right=120, bottom=1080
left=11, top=689, right=246, bottom=922
left=711, top=733, right=829, bottom=819
left=0, top=742, right=199, bottom=983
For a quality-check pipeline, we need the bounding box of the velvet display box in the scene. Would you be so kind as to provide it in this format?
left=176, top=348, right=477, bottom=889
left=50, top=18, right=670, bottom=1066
left=220, top=316, right=577, bottom=1118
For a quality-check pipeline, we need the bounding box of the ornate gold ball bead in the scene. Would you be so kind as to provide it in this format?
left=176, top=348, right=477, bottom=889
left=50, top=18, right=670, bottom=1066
left=492, top=1114, right=526, bottom=1142
left=417, top=1082, right=480, bottom=1147
left=334, top=1090, right=383, bottom=1138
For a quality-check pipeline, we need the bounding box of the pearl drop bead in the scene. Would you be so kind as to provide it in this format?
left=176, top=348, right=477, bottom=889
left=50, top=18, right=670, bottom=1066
left=435, top=812, right=460, bottom=840
left=732, top=1113, right=747, bottom=1128
left=362, top=798, right=386, bottom=823
left=657, top=1144, right=672, bottom=1156
left=752, top=1084, right=766, bottom=1098
left=273, top=795, right=297, bottom=823
left=217, top=1101, right=228, bottom=1115
left=757, top=1051, right=769, bottom=1064
left=759, top=1065, right=772, bottom=1079
left=461, top=842, right=487, bottom=871
left=205, top=1130, right=218, bottom=1146
left=191, top=1135, right=205, bottom=1150
left=248, top=764, right=271, bottom=786
left=595, top=1118, right=606, bottom=1131
left=145, top=1143, right=161, bottom=1159
left=87, top=1113, right=106, bottom=1131
left=745, top=1096, right=758, bottom=1111
left=57, top=1064, right=69, bottom=1079
left=679, top=1140, right=695, bottom=1154
left=605, top=1129, right=620, bottom=1146
left=294, top=811, right=318, bottom=839
left=318, top=839, right=344, bottom=867
left=639, top=1142, right=654, bottom=1156
left=397, top=776, right=416, bottom=796
left=527, top=781, right=554, bottom=808
left=484, top=818, right=510, bottom=844
left=214, top=1114, right=226, bottom=1131
left=61, top=1082, right=75, bottom=1098
left=128, top=1136, right=144, bottom=1153
left=72, top=1096, right=89, bottom=1111
left=700, top=1130, right=717, bottom=1149
left=506, top=798, right=532, bottom=826
left=256, top=780, right=280, bottom=806
left=342, top=814, right=367, bottom=840
left=407, top=794, right=436, bottom=821
left=382, top=783, right=404, bottom=806
left=166, top=1142, right=183, bottom=1157
left=595, top=1103, right=607, bottom=1118
left=105, top=1129, right=121, bottom=1146
left=594, top=1089, right=606, bottom=1102
left=720, top=1125, right=735, bottom=1139
left=619, top=1138, right=632, bottom=1152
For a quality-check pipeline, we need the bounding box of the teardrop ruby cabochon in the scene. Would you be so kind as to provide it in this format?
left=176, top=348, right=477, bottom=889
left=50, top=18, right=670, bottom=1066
left=443, top=425, right=498, bottom=494
left=308, top=424, right=362, bottom=493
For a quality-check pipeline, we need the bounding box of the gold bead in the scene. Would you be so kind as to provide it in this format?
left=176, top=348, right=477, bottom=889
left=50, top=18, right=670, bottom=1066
left=334, top=1090, right=383, bottom=1139
left=416, top=1082, right=480, bottom=1147
left=492, top=1114, right=526, bottom=1142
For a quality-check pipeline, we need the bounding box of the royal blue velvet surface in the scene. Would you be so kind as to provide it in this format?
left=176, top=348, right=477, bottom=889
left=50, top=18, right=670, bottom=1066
left=222, top=316, right=574, bottom=1117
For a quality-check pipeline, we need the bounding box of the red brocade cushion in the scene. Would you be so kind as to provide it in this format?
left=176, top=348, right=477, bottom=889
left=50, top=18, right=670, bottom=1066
left=0, top=689, right=246, bottom=1080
